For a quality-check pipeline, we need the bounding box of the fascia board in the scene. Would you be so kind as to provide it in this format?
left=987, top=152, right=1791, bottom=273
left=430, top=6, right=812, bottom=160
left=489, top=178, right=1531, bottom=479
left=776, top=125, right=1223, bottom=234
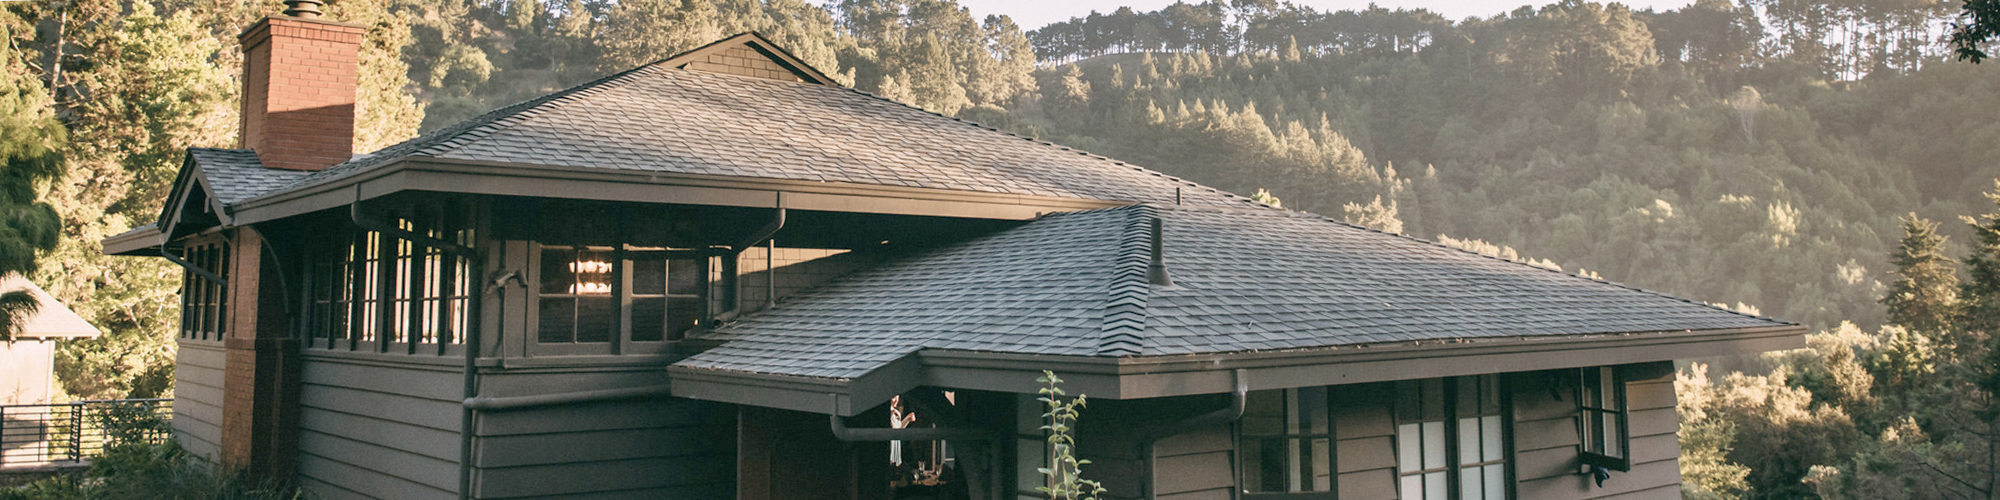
left=226, top=157, right=1128, bottom=225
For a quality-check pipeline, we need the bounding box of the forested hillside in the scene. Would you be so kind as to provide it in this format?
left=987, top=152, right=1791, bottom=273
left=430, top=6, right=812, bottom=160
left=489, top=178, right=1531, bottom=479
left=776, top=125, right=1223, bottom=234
left=3, top=0, right=1998, bottom=497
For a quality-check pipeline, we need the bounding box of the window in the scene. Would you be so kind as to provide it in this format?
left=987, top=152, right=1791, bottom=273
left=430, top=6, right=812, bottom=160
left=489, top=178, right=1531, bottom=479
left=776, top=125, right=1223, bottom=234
left=176, top=241, right=228, bottom=341
left=1577, top=367, right=1629, bottom=471
left=301, top=205, right=475, bottom=352
left=531, top=244, right=711, bottom=353
left=1398, top=376, right=1509, bottom=500
left=1242, top=387, right=1333, bottom=497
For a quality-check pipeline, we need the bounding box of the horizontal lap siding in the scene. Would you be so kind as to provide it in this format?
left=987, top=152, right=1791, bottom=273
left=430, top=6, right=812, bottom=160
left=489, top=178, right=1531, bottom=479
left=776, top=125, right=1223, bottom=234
left=297, top=355, right=462, bottom=500
left=472, top=370, right=735, bottom=499
left=173, top=341, right=225, bottom=461
left=1155, top=426, right=1234, bottom=500
left=1337, top=382, right=1398, bottom=500
left=1513, top=364, right=1680, bottom=500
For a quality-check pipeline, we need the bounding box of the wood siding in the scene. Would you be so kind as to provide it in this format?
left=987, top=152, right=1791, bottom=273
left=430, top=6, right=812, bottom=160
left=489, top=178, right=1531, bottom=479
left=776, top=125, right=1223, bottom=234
left=1513, top=364, right=1681, bottom=500
left=295, top=353, right=463, bottom=500
left=471, top=369, right=736, bottom=499
left=1073, top=394, right=1238, bottom=500
left=1334, top=382, right=1399, bottom=500
left=733, top=247, right=868, bottom=315
left=172, top=339, right=226, bottom=461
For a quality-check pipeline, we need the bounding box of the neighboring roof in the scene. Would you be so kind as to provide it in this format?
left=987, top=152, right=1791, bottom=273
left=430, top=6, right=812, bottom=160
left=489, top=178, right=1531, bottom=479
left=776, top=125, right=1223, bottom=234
left=2, top=275, right=100, bottom=340
left=674, top=204, right=1790, bottom=381
left=228, top=42, right=1253, bottom=210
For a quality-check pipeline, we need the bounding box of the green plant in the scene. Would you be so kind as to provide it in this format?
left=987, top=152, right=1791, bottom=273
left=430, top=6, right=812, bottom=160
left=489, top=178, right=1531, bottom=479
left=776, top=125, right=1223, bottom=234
left=1035, top=370, right=1105, bottom=500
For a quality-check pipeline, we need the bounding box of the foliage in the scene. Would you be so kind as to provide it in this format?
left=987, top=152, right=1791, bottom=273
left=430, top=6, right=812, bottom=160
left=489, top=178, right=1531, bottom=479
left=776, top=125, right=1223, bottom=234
left=1882, top=214, right=1956, bottom=335
left=0, top=4, right=68, bottom=339
left=0, top=442, right=309, bottom=500
left=1035, top=370, right=1105, bottom=500
left=1950, top=0, right=2000, bottom=62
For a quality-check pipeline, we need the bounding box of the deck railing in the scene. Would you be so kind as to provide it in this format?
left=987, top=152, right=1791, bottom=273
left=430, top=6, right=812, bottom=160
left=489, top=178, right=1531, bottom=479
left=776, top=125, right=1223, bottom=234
left=0, top=398, right=172, bottom=468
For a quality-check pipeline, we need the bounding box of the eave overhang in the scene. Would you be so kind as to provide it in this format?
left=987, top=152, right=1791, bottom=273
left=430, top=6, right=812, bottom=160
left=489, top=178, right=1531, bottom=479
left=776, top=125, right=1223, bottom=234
left=101, top=225, right=167, bottom=256
left=226, top=156, right=1132, bottom=226
left=669, top=324, right=1806, bottom=416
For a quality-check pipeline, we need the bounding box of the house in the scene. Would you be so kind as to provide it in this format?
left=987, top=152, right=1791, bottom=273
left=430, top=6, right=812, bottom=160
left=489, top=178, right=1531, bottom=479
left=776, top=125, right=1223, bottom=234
left=0, top=275, right=103, bottom=468
left=102, top=3, right=1806, bottom=500
left=0, top=274, right=102, bottom=405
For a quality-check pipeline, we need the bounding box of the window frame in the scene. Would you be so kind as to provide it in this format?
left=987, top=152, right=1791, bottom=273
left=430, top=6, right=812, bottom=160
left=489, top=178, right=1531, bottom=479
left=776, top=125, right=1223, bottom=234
left=175, top=238, right=229, bottom=342
left=527, top=242, right=711, bottom=356
left=298, top=202, right=476, bottom=356
left=1239, top=387, right=1338, bottom=499
left=1394, top=375, right=1514, bottom=500
left=1576, top=367, right=1631, bottom=472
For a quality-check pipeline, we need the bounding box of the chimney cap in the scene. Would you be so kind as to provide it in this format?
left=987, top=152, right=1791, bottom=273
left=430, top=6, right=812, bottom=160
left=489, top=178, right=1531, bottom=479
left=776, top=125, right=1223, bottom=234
left=283, top=0, right=325, bottom=19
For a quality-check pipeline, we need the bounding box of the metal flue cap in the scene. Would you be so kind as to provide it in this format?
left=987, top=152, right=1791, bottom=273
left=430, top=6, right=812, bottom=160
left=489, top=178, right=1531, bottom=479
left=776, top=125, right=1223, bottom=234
left=283, top=0, right=325, bottom=18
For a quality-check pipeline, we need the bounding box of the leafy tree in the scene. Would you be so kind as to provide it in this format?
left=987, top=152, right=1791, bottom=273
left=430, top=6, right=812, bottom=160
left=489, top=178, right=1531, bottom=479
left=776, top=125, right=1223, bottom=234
left=1949, top=0, right=2000, bottom=62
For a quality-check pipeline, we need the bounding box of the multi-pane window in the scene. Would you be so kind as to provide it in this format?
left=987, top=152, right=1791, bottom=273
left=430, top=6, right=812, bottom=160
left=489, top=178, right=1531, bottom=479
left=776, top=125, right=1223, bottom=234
left=1455, top=376, right=1506, bottom=500
left=176, top=241, right=228, bottom=341
left=1242, top=387, right=1333, bottom=496
left=1398, top=376, right=1509, bottom=500
left=1398, top=379, right=1450, bottom=500
left=533, top=245, right=710, bottom=350
left=537, top=246, right=617, bottom=343
left=302, top=205, right=474, bottom=351
left=1578, top=367, right=1629, bottom=470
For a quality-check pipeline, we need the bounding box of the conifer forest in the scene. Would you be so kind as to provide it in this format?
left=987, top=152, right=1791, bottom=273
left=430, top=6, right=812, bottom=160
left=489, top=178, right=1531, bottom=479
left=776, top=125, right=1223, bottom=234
left=4, top=0, right=2000, bottom=497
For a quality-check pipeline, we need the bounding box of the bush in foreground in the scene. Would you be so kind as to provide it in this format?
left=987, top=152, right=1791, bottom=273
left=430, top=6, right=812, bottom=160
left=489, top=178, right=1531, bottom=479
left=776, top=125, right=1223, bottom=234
left=0, top=442, right=308, bottom=500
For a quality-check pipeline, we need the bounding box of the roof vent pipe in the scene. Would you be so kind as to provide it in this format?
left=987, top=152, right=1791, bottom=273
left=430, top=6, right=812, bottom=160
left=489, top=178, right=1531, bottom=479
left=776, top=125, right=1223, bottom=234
left=1148, top=216, right=1173, bottom=287
left=283, top=0, right=324, bottom=18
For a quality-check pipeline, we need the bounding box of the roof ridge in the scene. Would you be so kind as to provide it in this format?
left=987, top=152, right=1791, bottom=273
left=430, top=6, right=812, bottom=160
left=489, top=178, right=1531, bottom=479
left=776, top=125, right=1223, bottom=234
left=1270, top=208, right=1794, bottom=326
left=1097, top=205, right=1157, bottom=356
left=830, top=86, right=1268, bottom=209
left=411, top=64, right=669, bottom=159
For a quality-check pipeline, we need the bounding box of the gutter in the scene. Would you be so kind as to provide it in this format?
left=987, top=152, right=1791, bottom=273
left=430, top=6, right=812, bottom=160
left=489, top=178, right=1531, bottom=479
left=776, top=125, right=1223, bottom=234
left=348, top=188, right=484, bottom=500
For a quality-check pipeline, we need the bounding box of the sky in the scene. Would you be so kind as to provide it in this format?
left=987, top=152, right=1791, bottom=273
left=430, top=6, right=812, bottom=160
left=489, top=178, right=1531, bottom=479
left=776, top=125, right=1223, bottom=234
left=956, top=0, right=1700, bottom=30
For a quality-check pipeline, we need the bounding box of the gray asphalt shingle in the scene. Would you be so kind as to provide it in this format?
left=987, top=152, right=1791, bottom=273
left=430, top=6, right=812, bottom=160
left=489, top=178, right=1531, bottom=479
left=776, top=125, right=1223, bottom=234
left=189, top=148, right=307, bottom=205
left=674, top=204, right=1788, bottom=380
left=219, top=64, right=1256, bottom=209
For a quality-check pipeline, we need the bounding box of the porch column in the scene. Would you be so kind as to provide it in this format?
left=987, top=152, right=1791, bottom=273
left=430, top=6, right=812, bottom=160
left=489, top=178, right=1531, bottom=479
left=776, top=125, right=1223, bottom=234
left=218, top=227, right=302, bottom=482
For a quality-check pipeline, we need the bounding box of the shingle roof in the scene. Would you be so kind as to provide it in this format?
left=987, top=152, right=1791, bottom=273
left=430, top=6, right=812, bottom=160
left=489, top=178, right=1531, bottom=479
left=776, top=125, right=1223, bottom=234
left=3, top=275, right=100, bottom=339
left=189, top=148, right=308, bottom=205
left=673, top=204, right=1788, bottom=380
left=239, top=64, right=1256, bottom=208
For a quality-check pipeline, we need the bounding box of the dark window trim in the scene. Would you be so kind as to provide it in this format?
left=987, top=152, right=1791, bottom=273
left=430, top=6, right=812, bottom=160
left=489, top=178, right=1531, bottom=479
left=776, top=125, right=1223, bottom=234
left=1576, top=366, right=1632, bottom=472
left=299, top=201, right=476, bottom=355
left=1239, top=387, right=1339, bottom=499
left=527, top=243, right=712, bottom=356
left=1394, top=375, right=1512, bottom=500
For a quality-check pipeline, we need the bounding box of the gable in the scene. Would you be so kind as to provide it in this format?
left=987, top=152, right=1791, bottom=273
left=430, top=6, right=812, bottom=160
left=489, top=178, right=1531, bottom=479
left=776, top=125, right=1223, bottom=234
left=659, top=33, right=836, bottom=85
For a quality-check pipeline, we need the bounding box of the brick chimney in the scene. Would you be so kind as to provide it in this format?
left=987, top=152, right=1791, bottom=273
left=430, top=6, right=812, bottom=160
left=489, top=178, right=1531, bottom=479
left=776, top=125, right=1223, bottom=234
left=238, top=1, right=364, bottom=171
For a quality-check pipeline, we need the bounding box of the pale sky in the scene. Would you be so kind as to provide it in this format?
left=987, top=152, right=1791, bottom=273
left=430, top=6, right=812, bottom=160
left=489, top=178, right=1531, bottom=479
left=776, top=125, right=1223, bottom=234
left=957, top=0, right=1700, bottom=30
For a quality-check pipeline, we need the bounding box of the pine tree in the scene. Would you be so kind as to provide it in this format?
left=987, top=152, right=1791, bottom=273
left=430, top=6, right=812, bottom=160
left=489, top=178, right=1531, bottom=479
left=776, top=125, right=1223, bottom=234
left=1884, top=213, right=1959, bottom=336
left=0, top=4, right=63, bottom=338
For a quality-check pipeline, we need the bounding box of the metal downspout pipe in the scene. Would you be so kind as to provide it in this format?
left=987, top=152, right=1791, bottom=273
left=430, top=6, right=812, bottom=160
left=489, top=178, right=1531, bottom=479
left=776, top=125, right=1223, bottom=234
left=826, top=395, right=1008, bottom=500
left=347, top=189, right=485, bottom=500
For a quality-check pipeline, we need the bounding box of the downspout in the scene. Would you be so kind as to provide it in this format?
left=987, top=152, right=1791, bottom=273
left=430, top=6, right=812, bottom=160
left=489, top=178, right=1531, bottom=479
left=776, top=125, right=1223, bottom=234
left=827, top=394, right=1008, bottom=500
left=348, top=188, right=485, bottom=500
left=714, top=194, right=785, bottom=323
left=1130, top=369, right=1248, bottom=500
